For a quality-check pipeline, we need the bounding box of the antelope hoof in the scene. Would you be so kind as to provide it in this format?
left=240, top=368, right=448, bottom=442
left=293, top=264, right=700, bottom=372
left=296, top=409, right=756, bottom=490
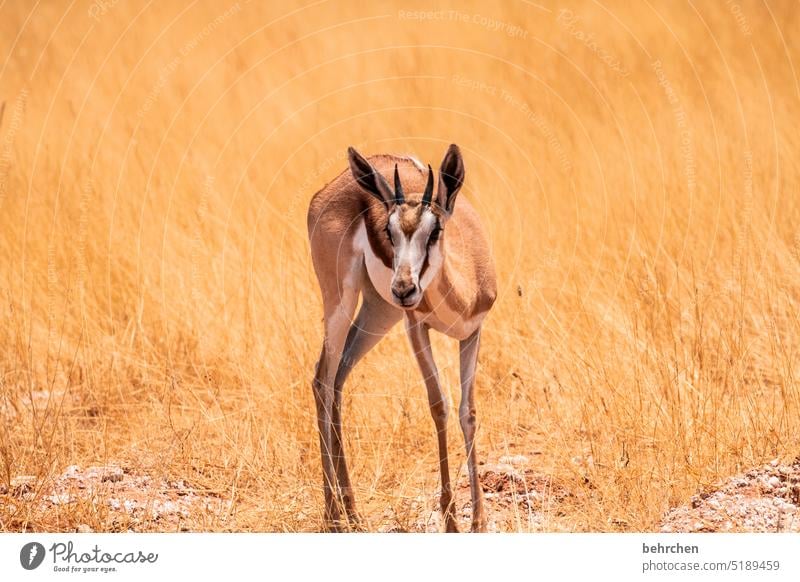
left=326, top=507, right=364, bottom=532
left=324, top=506, right=345, bottom=532
left=471, top=509, right=488, bottom=532
left=444, top=514, right=460, bottom=533
left=325, top=518, right=346, bottom=533
left=346, top=511, right=366, bottom=532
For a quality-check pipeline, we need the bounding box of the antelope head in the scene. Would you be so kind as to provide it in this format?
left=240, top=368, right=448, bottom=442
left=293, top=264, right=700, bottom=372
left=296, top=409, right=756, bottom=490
left=347, top=144, right=465, bottom=309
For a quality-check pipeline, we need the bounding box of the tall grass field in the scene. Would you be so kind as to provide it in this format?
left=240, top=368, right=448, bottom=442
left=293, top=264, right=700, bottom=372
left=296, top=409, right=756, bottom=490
left=1, top=0, right=799, bottom=532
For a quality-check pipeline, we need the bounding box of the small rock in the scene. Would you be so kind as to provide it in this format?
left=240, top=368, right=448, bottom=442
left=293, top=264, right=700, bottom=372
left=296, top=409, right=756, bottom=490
left=63, top=465, right=81, bottom=477
left=768, top=476, right=781, bottom=489
left=49, top=493, right=72, bottom=505
left=498, top=454, right=530, bottom=466
left=10, top=476, right=36, bottom=497
left=77, top=524, right=93, bottom=533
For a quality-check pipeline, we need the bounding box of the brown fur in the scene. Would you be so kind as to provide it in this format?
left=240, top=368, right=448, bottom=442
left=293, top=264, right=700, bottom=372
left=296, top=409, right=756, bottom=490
left=306, top=150, right=496, bottom=533
left=307, top=154, right=497, bottom=319
left=396, top=201, right=426, bottom=236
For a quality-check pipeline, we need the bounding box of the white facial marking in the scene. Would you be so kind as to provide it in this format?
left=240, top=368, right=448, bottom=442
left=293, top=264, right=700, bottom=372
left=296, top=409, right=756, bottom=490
left=356, top=210, right=444, bottom=310
left=388, top=210, right=438, bottom=294
left=420, top=241, right=443, bottom=290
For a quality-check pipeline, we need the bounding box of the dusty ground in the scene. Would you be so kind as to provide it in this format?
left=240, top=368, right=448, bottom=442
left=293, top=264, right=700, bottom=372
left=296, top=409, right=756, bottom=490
left=2, top=464, right=231, bottom=532
left=660, top=458, right=800, bottom=533
left=378, top=453, right=574, bottom=533
left=7, top=455, right=799, bottom=533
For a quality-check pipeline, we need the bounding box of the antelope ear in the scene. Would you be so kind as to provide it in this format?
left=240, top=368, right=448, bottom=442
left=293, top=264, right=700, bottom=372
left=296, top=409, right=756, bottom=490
left=436, top=144, right=465, bottom=215
left=347, top=146, right=395, bottom=209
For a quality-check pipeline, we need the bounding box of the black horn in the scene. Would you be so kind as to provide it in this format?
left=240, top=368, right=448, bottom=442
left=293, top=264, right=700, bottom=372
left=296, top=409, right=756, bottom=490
left=393, top=164, right=405, bottom=204
left=421, top=164, right=434, bottom=206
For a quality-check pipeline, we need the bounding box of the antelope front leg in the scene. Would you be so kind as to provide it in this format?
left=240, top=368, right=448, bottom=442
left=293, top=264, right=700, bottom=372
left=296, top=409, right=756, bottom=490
left=332, top=290, right=403, bottom=528
left=312, top=295, right=358, bottom=531
left=405, top=317, right=459, bottom=532
left=459, top=327, right=487, bottom=532
left=312, top=348, right=343, bottom=530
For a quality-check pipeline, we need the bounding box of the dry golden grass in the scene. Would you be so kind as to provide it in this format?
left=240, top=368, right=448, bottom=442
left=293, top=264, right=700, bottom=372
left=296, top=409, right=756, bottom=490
left=1, top=0, right=799, bottom=532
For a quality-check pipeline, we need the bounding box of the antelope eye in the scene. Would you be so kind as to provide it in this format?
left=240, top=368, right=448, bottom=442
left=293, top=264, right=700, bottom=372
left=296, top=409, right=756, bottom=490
left=384, top=226, right=394, bottom=245
left=429, top=226, right=441, bottom=244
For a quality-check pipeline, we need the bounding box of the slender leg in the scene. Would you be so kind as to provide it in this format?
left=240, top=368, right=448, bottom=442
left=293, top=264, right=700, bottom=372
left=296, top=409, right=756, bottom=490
left=332, top=287, right=402, bottom=527
left=312, top=287, right=359, bottom=531
left=405, top=316, right=459, bottom=532
left=459, top=327, right=487, bottom=532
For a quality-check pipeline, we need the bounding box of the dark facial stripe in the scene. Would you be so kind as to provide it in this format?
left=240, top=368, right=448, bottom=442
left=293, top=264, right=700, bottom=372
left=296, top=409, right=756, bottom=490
left=363, top=198, right=393, bottom=268
left=417, top=217, right=441, bottom=281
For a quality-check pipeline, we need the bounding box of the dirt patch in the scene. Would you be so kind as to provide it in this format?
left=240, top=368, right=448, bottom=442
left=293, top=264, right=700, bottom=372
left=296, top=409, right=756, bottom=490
left=2, top=464, right=232, bottom=532
left=379, top=454, right=574, bottom=532
left=475, top=456, right=573, bottom=530
left=9, top=457, right=800, bottom=533
left=660, top=458, right=800, bottom=532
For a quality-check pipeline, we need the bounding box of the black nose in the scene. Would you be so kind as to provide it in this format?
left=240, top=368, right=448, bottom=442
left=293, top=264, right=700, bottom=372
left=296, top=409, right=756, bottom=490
left=392, top=282, right=417, bottom=301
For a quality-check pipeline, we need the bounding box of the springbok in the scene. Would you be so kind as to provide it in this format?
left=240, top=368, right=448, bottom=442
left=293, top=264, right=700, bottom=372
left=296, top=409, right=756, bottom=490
left=306, top=144, right=496, bottom=532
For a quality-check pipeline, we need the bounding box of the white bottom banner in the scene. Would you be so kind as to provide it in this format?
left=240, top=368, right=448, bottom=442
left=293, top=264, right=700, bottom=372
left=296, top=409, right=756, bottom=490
left=1, top=533, right=798, bottom=581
